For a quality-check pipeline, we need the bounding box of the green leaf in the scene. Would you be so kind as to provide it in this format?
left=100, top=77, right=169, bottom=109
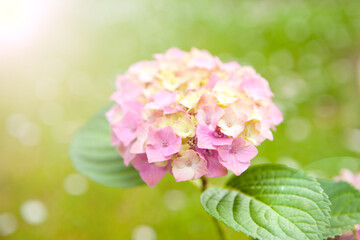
left=200, top=164, right=331, bottom=240
left=319, top=179, right=360, bottom=238
left=69, top=105, right=144, bottom=188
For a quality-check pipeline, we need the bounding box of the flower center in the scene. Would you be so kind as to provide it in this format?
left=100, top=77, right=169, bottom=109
left=230, top=147, right=238, bottom=154
left=213, top=127, right=224, bottom=138
left=188, top=137, right=197, bottom=148
left=162, top=142, right=168, bottom=147
left=227, top=122, right=232, bottom=127
left=204, top=149, right=213, bottom=156
left=186, top=160, right=192, bottom=167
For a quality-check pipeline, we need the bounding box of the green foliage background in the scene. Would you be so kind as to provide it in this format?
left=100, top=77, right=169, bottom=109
left=0, top=0, right=360, bottom=239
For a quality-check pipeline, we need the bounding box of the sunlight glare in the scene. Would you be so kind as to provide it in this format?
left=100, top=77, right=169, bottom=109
left=0, top=0, right=49, bottom=46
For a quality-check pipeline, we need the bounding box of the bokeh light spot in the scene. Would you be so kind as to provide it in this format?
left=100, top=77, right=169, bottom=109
left=344, top=128, right=360, bottom=154
left=63, top=173, right=89, bottom=196
left=132, top=225, right=157, bottom=240
left=163, top=190, right=186, bottom=211
left=0, top=213, right=18, bottom=236
left=6, top=113, right=28, bottom=138
left=18, top=122, right=41, bottom=146
left=20, top=200, right=48, bottom=225
left=285, top=117, right=312, bottom=142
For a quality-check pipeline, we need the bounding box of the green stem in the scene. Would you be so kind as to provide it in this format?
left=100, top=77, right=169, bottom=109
left=200, top=176, right=227, bottom=240
left=353, top=228, right=358, bottom=240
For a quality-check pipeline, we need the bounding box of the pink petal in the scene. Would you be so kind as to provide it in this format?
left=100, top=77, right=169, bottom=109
left=146, top=126, right=181, bottom=163
left=114, top=126, right=137, bottom=146
left=145, top=91, right=178, bottom=113
left=205, top=73, right=222, bottom=89
left=119, top=101, right=143, bottom=116
left=130, top=140, right=145, bottom=154
left=127, top=61, right=159, bottom=83
left=154, top=48, right=186, bottom=70
left=117, top=143, right=136, bottom=166
left=110, top=130, right=121, bottom=146
left=154, top=47, right=187, bottom=62
left=154, top=91, right=177, bottom=106
left=131, top=154, right=168, bottom=187
left=172, top=150, right=208, bottom=181
left=163, top=105, right=183, bottom=114
left=197, top=148, right=227, bottom=178
left=146, top=145, right=172, bottom=163
left=196, top=125, right=233, bottom=150
left=269, top=102, right=283, bottom=126
left=220, top=61, right=241, bottom=72
left=112, top=77, right=142, bottom=103
left=218, top=106, right=247, bottom=138
left=196, top=125, right=217, bottom=149
left=240, top=74, right=274, bottom=101
left=130, top=123, right=150, bottom=154
left=187, top=48, right=216, bottom=70
left=196, top=105, right=225, bottom=130
left=155, top=126, right=176, bottom=144
left=106, top=105, right=123, bottom=125
left=172, top=166, right=196, bottom=182
left=197, top=92, right=218, bottom=110
left=218, top=137, right=258, bottom=175
left=112, top=111, right=141, bottom=146
left=163, top=137, right=182, bottom=157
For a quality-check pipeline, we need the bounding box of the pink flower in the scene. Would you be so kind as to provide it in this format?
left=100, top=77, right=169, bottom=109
left=242, top=120, right=273, bottom=146
left=130, top=123, right=150, bottom=154
left=268, top=102, right=283, bottom=126
left=110, top=130, right=121, bottom=146
left=172, top=150, right=208, bottom=181
left=128, top=61, right=159, bottom=83
left=218, top=137, right=258, bottom=176
left=196, top=125, right=233, bottom=150
left=220, top=61, right=241, bottom=73
left=187, top=48, right=216, bottom=70
left=196, top=105, right=225, bottom=130
left=112, top=76, right=142, bottom=104
left=146, top=126, right=182, bottom=163
left=197, top=148, right=227, bottom=178
left=145, top=91, right=181, bottom=114
left=205, top=73, right=222, bottom=89
left=154, top=47, right=187, bottom=70
left=197, top=92, right=218, bottom=110
left=240, top=70, right=274, bottom=101
left=131, top=154, right=168, bottom=187
left=113, top=111, right=142, bottom=147
left=117, top=142, right=136, bottom=166
left=106, top=105, right=123, bottom=125
left=218, top=107, right=247, bottom=138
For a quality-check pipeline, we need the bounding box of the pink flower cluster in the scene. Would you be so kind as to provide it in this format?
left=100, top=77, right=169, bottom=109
left=334, top=168, right=360, bottom=190
left=107, top=48, right=283, bottom=187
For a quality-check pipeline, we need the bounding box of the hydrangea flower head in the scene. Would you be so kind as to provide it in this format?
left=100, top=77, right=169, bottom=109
left=107, top=48, right=283, bottom=186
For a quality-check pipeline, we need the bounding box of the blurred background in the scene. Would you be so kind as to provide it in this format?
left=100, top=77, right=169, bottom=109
left=0, top=0, right=360, bottom=239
